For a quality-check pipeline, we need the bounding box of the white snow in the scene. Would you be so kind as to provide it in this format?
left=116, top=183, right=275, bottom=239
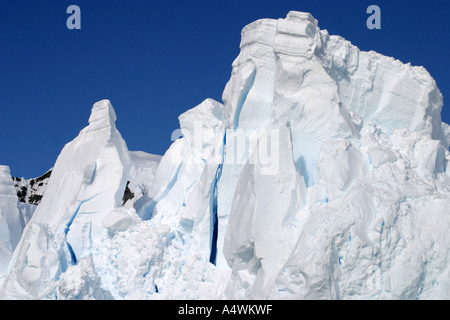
left=1, top=11, right=449, bottom=300
left=125, top=150, right=162, bottom=210
left=0, top=166, right=22, bottom=278
left=1, top=100, right=132, bottom=298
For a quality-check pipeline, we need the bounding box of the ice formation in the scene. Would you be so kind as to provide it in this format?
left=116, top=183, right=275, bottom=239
left=0, top=166, right=23, bottom=278
left=0, top=12, right=449, bottom=299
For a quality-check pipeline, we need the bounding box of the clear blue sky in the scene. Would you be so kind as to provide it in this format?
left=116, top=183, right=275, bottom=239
left=1, top=0, right=449, bottom=178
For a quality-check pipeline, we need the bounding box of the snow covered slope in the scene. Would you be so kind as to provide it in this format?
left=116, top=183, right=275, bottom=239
left=1, top=11, right=449, bottom=300
left=13, top=169, right=51, bottom=206
left=11, top=170, right=52, bottom=231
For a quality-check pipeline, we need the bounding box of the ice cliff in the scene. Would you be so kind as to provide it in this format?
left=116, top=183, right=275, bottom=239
left=1, top=11, right=449, bottom=299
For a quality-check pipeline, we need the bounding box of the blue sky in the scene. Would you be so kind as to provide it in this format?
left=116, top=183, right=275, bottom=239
left=1, top=0, right=449, bottom=178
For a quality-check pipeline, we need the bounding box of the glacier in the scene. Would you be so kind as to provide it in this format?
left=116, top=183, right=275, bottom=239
left=0, top=11, right=449, bottom=299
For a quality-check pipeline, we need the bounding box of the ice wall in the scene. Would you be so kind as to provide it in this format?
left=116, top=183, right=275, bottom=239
left=216, top=11, right=449, bottom=299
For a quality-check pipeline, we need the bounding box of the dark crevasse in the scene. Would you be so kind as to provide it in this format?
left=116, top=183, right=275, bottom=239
left=209, top=163, right=223, bottom=265
left=209, top=132, right=226, bottom=265
left=65, top=241, right=77, bottom=265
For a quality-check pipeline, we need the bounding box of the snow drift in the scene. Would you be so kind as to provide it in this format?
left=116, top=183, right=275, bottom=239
left=1, top=11, right=449, bottom=299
